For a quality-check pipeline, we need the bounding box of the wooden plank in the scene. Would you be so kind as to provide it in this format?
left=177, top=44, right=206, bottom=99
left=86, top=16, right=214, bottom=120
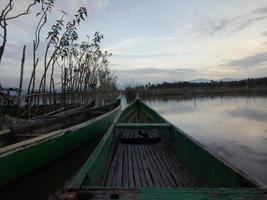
left=123, top=143, right=129, bottom=187
left=120, top=137, right=161, bottom=145
left=0, top=129, right=11, bottom=139
left=15, top=133, right=42, bottom=137
left=128, top=144, right=135, bottom=188
left=139, top=144, right=154, bottom=187
left=105, top=145, right=122, bottom=186
left=156, top=143, right=189, bottom=187
left=135, top=143, right=147, bottom=187
left=115, top=123, right=170, bottom=130
left=157, top=144, right=196, bottom=187
left=153, top=144, right=177, bottom=187
left=115, top=145, right=124, bottom=187
left=155, top=144, right=183, bottom=187
left=146, top=145, right=170, bottom=187
left=146, top=145, right=163, bottom=187
left=142, top=144, right=163, bottom=187
left=132, top=145, right=141, bottom=187
left=104, top=127, right=196, bottom=188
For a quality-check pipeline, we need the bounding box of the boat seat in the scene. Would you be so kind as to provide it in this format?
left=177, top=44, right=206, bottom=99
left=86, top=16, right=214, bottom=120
left=120, top=129, right=161, bottom=144
left=120, top=137, right=161, bottom=144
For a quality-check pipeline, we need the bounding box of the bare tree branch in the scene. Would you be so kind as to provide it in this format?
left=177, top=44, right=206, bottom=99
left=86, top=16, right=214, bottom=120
left=5, top=1, right=37, bottom=21
left=0, top=0, right=39, bottom=63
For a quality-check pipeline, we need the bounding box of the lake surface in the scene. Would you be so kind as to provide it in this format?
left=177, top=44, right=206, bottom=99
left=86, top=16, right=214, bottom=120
left=143, top=95, right=267, bottom=186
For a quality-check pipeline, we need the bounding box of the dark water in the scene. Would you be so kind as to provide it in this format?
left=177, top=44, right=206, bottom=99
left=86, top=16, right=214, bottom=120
left=143, top=95, right=267, bottom=186
left=0, top=134, right=103, bottom=200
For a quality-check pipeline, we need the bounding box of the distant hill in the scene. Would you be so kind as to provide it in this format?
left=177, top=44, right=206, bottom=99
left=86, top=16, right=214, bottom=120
left=190, top=78, right=210, bottom=83
left=217, top=78, right=236, bottom=82
left=190, top=78, right=238, bottom=83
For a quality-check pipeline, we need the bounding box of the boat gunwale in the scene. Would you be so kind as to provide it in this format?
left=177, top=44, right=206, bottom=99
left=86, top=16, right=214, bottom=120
left=70, top=98, right=265, bottom=190
left=139, top=99, right=265, bottom=189
left=70, top=99, right=138, bottom=188
left=0, top=101, right=121, bottom=157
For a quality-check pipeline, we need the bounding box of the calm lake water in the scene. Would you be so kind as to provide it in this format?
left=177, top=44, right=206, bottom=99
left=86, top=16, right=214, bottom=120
left=143, top=95, right=267, bottom=186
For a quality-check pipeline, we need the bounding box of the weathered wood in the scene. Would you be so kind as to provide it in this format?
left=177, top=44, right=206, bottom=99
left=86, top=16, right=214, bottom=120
left=115, top=123, right=170, bottom=130
left=128, top=141, right=135, bottom=187
left=103, top=128, right=197, bottom=188
left=8, top=100, right=114, bottom=139
left=123, top=143, right=129, bottom=187
left=139, top=145, right=154, bottom=187
left=0, top=129, right=10, bottom=139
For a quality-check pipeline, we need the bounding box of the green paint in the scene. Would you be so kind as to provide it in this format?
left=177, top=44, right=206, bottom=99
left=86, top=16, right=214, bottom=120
left=0, top=104, right=120, bottom=187
left=140, top=188, right=267, bottom=200
left=68, top=98, right=265, bottom=200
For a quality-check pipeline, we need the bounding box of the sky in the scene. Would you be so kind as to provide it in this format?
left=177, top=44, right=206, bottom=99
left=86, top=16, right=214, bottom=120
left=1, top=0, right=267, bottom=88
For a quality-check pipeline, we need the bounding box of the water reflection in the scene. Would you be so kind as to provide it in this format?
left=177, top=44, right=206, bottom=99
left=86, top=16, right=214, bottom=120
left=230, top=108, right=267, bottom=122
left=144, top=95, right=267, bottom=186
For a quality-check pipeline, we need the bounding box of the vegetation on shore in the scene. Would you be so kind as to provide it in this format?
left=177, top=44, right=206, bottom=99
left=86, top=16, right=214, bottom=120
left=125, top=77, right=267, bottom=100
left=0, top=0, right=118, bottom=122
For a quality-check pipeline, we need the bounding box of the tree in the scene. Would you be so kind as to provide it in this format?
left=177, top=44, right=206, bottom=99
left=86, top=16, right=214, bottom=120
left=0, top=0, right=42, bottom=63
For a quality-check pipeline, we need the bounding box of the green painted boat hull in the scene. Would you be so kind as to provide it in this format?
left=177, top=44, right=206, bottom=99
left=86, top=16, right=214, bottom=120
left=0, top=101, right=121, bottom=187
left=66, top=188, right=267, bottom=200
left=64, top=98, right=266, bottom=200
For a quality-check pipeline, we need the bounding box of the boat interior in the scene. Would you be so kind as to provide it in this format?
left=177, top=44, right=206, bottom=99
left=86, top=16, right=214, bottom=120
left=103, top=128, right=197, bottom=188
left=0, top=100, right=120, bottom=147
left=72, top=99, right=259, bottom=198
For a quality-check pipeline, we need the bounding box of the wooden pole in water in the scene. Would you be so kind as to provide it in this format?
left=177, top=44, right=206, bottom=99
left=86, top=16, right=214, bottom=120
left=17, top=45, right=26, bottom=117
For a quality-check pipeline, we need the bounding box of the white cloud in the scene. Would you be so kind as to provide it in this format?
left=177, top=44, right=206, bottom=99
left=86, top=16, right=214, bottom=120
left=226, top=52, right=267, bottom=68
left=191, top=5, right=267, bottom=36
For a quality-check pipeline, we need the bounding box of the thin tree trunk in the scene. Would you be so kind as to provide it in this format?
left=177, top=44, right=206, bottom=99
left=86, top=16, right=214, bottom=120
left=17, top=45, right=26, bottom=117
left=0, top=20, right=7, bottom=63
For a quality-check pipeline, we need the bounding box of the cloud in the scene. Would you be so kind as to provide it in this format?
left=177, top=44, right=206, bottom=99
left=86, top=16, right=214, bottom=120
left=106, top=37, right=145, bottom=53
left=105, top=35, right=176, bottom=54
left=193, top=5, right=267, bottom=35
left=226, top=52, right=267, bottom=67
left=62, top=0, right=109, bottom=13
left=262, top=31, right=267, bottom=37
left=252, top=5, right=267, bottom=15
left=94, top=0, right=109, bottom=10
left=194, top=17, right=233, bottom=35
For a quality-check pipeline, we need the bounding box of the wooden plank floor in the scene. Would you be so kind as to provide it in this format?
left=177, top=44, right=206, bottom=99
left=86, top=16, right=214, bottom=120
left=103, top=129, right=197, bottom=188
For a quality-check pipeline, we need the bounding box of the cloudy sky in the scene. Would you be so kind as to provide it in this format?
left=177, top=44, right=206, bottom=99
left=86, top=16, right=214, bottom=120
left=1, top=0, right=267, bottom=88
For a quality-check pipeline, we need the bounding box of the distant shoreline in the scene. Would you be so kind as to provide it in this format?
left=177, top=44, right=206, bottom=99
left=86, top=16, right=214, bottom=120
left=124, top=77, right=267, bottom=99
left=125, top=87, right=267, bottom=100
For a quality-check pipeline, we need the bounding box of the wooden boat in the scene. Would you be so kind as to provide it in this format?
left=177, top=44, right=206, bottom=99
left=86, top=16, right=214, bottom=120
left=34, top=100, right=96, bottom=119
left=0, top=100, right=96, bottom=143
left=62, top=98, right=266, bottom=200
left=0, top=99, right=121, bottom=187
